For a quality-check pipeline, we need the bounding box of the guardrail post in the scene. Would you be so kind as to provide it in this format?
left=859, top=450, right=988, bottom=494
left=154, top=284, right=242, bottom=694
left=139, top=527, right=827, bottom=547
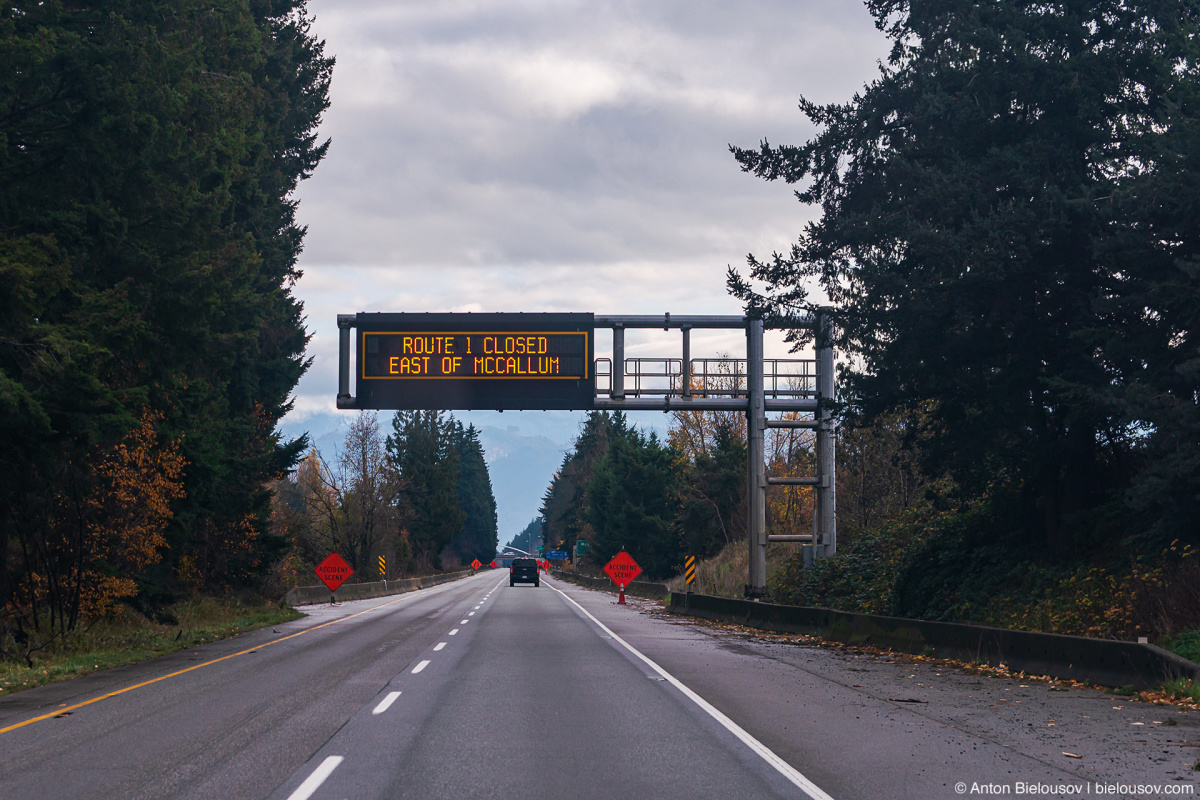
left=746, top=317, right=767, bottom=597
left=815, top=310, right=837, bottom=557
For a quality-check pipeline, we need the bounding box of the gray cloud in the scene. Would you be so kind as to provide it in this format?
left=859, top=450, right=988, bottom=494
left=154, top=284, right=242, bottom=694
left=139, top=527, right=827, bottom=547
left=295, top=0, right=887, bottom=269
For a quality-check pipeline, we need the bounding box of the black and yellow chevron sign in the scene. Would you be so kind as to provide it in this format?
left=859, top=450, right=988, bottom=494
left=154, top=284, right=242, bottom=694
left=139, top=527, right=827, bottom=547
left=378, top=555, right=386, bottom=577
left=684, top=555, right=696, bottom=585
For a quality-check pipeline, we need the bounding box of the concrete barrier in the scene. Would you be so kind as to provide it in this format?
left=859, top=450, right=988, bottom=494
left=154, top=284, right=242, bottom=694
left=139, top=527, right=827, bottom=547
left=554, top=571, right=670, bottom=599
left=285, top=569, right=476, bottom=606
left=669, top=592, right=1200, bottom=690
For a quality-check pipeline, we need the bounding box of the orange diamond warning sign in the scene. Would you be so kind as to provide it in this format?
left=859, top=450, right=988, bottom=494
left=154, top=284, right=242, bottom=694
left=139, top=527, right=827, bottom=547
left=315, top=553, right=353, bottom=592
left=603, top=551, right=642, bottom=589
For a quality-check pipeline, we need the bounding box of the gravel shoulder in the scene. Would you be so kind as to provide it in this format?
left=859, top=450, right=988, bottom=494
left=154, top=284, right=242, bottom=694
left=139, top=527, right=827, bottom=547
left=558, top=581, right=1200, bottom=799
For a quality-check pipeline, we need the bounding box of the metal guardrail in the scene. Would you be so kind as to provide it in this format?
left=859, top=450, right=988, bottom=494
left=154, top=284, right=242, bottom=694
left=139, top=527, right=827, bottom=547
left=594, top=357, right=815, bottom=400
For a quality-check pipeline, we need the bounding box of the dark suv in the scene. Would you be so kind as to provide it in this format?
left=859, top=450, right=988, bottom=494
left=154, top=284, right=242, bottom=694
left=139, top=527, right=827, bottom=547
left=510, top=557, right=539, bottom=587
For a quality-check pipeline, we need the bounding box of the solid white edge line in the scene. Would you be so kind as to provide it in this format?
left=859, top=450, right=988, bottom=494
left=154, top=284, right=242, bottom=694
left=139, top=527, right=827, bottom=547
left=434, top=642, right=446, bottom=651
left=372, top=691, right=401, bottom=715
left=286, top=755, right=343, bottom=800
left=550, top=583, right=836, bottom=800
left=412, top=659, right=431, bottom=674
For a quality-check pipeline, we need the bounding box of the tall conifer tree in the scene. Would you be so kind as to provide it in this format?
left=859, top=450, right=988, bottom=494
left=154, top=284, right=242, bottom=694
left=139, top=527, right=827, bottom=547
left=449, top=422, right=499, bottom=564
left=728, top=0, right=1200, bottom=555
left=386, top=411, right=463, bottom=570
left=1, top=1, right=331, bottom=624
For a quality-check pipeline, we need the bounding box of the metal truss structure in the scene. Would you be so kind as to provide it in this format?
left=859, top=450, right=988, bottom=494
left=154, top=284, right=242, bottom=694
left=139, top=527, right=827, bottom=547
left=334, top=311, right=837, bottom=598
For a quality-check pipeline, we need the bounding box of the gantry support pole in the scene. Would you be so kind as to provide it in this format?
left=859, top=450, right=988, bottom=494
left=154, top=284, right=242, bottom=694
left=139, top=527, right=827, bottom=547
left=611, top=324, right=625, bottom=400
left=681, top=326, right=691, bottom=398
left=814, top=310, right=837, bottom=557
left=746, top=318, right=767, bottom=597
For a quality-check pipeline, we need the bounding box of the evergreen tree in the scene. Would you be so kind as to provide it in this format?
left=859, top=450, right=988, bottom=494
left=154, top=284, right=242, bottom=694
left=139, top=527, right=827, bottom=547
left=728, top=0, right=1200, bottom=555
left=586, top=427, right=681, bottom=580
left=506, top=517, right=544, bottom=556
left=448, top=422, right=499, bottom=564
left=386, top=411, right=463, bottom=571
left=1, top=1, right=331, bottom=627
left=539, top=412, right=630, bottom=559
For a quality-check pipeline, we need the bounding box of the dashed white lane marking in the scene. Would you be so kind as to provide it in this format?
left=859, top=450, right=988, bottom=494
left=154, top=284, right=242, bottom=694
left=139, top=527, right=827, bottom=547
left=449, top=629, right=459, bottom=635
left=434, top=642, right=446, bottom=651
left=412, top=660, right=431, bottom=674
left=287, top=755, right=343, bottom=800
left=468, top=612, right=475, bottom=616
left=460, top=619, right=468, bottom=624
left=474, top=605, right=481, bottom=609
left=550, top=583, right=836, bottom=800
left=372, top=691, right=401, bottom=715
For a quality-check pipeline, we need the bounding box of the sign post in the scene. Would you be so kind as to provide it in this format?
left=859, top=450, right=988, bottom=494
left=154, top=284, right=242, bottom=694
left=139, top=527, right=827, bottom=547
left=315, top=553, right=354, bottom=604
left=603, top=550, right=642, bottom=605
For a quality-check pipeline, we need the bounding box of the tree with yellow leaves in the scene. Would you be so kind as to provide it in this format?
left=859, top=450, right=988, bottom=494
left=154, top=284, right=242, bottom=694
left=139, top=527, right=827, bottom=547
left=8, top=411, right=185, bottom=659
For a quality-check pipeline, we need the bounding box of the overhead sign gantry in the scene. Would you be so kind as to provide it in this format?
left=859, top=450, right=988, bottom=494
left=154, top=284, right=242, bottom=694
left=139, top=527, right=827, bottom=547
left=336, top=310, right=837, bottom=598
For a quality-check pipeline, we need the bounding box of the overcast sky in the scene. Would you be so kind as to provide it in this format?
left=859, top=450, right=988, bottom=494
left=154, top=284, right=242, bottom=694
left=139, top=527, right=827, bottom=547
left=286, top=0, right=891, bottom=426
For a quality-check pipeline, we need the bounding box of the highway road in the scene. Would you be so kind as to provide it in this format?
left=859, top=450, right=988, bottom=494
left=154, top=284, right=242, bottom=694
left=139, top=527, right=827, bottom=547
left=1, top=571, right=1196, bottom=799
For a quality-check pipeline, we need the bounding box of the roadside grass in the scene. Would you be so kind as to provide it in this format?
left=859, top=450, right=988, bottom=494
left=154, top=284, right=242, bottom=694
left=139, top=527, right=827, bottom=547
left=1161, top=677, right=1200, bottom=705
left=1161, top=629, right=1200, bottom=663
left=0, top=596, right=301, bottom=697
left=663, top=542, right=1200, bottom=711
left=664, top=540, right=800, bottom=599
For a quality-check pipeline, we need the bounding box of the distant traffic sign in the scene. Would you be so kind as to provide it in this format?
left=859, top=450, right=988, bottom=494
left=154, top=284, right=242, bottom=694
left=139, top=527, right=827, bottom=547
left=545, top=549, right=568, bottom=561
left=315, top=553, right=353, bottom=592
left=471, top=559, right=482, bottom=570
left=489, top=560, right=497, bottom=568
left=603, top=551, right=642, bottom=589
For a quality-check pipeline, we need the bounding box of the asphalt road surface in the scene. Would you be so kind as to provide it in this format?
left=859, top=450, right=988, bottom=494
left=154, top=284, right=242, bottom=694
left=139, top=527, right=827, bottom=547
left=1, top=572, right=1196, bottom=800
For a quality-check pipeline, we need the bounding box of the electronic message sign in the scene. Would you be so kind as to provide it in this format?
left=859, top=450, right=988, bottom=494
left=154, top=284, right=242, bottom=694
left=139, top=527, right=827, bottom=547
left=353, top=313, right=594, bottom=410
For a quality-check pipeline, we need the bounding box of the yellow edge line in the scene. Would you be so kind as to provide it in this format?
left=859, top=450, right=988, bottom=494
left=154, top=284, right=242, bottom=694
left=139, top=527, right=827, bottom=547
left=0, top=584, right=442, bottom=735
